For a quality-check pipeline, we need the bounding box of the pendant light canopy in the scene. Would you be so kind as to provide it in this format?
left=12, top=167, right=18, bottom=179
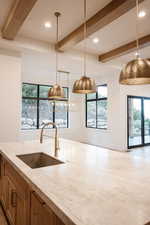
left=119, top=0, right=150, bottom=85
left=72, top=0, right=96, bottom=94
left=48, top=12, right=65, bottom=99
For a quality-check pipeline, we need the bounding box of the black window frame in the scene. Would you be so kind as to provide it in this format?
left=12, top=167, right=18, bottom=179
left=85, top=84, right=107, bottom=129
left=22, top=82, right=69, bottom=130
left=127, top=95, right=150, bottom=149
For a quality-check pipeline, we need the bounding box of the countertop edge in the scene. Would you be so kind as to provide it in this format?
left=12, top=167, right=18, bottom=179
left=0, top=149, right=79, bottom=225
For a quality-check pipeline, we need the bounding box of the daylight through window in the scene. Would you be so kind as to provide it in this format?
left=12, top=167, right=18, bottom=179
left=86, top=85, right=107, bottom=129
left=22, top=83, right=69, bottom=129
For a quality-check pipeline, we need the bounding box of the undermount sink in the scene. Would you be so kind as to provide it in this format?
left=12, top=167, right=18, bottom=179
left=17, top=152, right=64, bottom=169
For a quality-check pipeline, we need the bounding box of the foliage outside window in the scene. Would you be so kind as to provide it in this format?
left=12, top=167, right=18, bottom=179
left=128, top=96, right=150, bottom=148
left=86, top=85, right=107, bottom=129
left=22, top=83, right=69, bottom=130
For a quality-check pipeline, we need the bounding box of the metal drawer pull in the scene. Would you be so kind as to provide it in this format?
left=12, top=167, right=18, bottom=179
left=11, top=191, right=17, bottom=207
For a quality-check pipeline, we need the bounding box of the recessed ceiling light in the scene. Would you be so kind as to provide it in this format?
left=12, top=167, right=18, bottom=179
left=135, top=52, right=140, bottom=57
left=93, top=38, right=99, bottom=44
left=44, top=21, right=52, bottom=28
left=138, top=10, right=146, bottom=18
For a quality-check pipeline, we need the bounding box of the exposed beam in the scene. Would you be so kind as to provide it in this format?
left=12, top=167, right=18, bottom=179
left=1, top=0, right=37, bottom=40
left=98, top=34, right=150, bottom=62
left=57, top=0, right=145, bottom=52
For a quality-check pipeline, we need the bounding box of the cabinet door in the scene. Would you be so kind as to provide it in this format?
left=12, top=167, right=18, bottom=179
left=15, top=193, right=27, bottom=225
left=31, top=192, right=65, bottom=225
left=1, top=175, right=9, bottom=210
left=6, top=176, right=17, bottom=225
left=5, top=159, right=30, bottom=225
left=0, top=156, right=8, bottom=209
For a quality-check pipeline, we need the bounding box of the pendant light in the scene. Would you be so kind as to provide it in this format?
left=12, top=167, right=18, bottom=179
left=119, top=0, right=150, bottom=85
left=72, top=0, right=96, bottom=94
left=49, top=70, right=78, bottom=112
left=48, top=12, right=65, bottom=99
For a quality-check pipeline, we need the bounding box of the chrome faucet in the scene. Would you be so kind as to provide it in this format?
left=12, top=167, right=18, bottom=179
left=40, top=122, right=60, bottom=157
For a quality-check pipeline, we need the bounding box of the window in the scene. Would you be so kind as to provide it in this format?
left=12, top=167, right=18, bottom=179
left=22, top=83, right=69, bottom=129
left=127, top=96, right=150, bottom=148
left=86, top=85, right=107, bottom=129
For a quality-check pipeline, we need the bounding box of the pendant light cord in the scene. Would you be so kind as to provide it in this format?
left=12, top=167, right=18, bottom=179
left=83, top=0, right=87, bottom=77
left=136, top=0, right=140, bottom=57
left=55, top=13, right=60, bottom=84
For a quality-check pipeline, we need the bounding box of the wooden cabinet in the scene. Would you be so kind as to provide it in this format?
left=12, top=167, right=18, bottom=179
left=0, top=155, right=66, bottom=225
left=6, top=176, right=17, bottom=225
left=1, top=175, right=9, bottom=211
left=0, top=156, right=8, bottom=210
left=31, top=192, right=65, bottom=225
left=0, top=157, right=30, bottom=225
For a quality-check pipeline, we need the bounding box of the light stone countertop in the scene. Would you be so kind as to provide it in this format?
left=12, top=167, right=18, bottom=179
left=0, top=138, right=150, bottom=225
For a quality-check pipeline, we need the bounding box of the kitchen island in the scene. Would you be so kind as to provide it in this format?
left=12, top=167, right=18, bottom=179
left=0, top=138, right=150, bottom=225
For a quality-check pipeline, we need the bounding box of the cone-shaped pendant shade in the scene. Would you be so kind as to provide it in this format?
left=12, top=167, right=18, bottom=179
left=119, top=58, right=150, bottom=85
left=72, top=76, right=96, bottom=94
left=48, top=84, right=64, bottom=99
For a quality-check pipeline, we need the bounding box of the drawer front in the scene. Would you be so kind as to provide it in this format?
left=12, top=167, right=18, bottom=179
left=6, top=176, right=17, bottom=225
left=4, top=160, right=28, bottom=200
left=31, top=192, right=65, bottom=225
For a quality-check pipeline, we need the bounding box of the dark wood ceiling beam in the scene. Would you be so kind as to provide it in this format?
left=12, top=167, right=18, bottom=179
left=1, top=0, right=37, bottom=40
left=57, top=0, right=145, bottom=52
left=98, top=34, right=150, bottom=62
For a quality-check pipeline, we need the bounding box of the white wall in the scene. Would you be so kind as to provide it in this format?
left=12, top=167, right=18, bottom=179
left=19, top=49, right=126, bottom=150
left=0, top=37, right=149, bottom=151
left=20, top=49, right=86, bottom=142
left=0, top=49, right=21, bottom=142
left=75, top=71, right=124, bottom=151
left=78, top=72, right=150, bottom=151
left=0, top=45, right=147, bottom=151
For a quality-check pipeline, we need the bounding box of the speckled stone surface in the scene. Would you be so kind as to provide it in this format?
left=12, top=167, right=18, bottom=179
left=0, top=138, right=150, bottom=225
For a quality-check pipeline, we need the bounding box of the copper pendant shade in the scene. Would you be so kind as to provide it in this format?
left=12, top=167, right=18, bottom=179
left=119, top=0, right=150, bottom=85
left=48, top=12, right=65, bottom=99
left=48, top=84, right=64, bottom=99
left=120, top=58, right=150, bottom=85
left=72, top=0, right=96, bottom=94
left=72, top=76, right=96, bottom=93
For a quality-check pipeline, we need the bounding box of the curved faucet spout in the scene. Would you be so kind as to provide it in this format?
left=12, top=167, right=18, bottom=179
left=40, top=122, right=59, bottom=157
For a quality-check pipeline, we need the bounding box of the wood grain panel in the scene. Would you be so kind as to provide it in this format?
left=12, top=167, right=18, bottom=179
left=0, top=204, right=8, bottom=225
left=2, top=0, right=37, bottom=40
left=57, top=0, right=145, bottom=51
left=31, top=192, right=65, bottom=225
left=99, top=34, right=150, bottom=62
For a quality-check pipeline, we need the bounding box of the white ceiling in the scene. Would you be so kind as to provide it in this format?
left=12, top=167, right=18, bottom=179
left=18, top=0, right=111, bottom=42
left=0, top=0, right=150, bottom=65
left=76, top=0, right=150, bottom=54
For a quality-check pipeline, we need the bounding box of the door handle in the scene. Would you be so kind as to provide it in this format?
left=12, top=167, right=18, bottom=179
left=11, top=190, right=17, bottom=207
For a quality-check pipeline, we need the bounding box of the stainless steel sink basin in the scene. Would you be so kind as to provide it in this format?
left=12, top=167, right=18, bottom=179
left=17, top=152, right=64, bottom=169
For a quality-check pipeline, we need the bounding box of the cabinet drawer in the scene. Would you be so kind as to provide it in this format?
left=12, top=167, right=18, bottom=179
left=4, top=160, right=28, bottom=199
left=31, top=192, right=65, bottom=225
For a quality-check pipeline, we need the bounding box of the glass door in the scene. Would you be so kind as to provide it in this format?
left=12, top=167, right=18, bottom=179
left=144, top=99, right=150, bottom=144
left=128, top=97, right=142, bottom=148
left=128, top=96, right=150, bottom=149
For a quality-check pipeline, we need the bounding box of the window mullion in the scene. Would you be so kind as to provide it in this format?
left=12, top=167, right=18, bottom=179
left=86, top=84, right=107, bottom=130
left=37, top=85, right=40, bottom=129
left=96, top=100, right=98, bottom=128
left=22, top=83, right=69, bottom=130
left=53, top=102, right=55, bottom=128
